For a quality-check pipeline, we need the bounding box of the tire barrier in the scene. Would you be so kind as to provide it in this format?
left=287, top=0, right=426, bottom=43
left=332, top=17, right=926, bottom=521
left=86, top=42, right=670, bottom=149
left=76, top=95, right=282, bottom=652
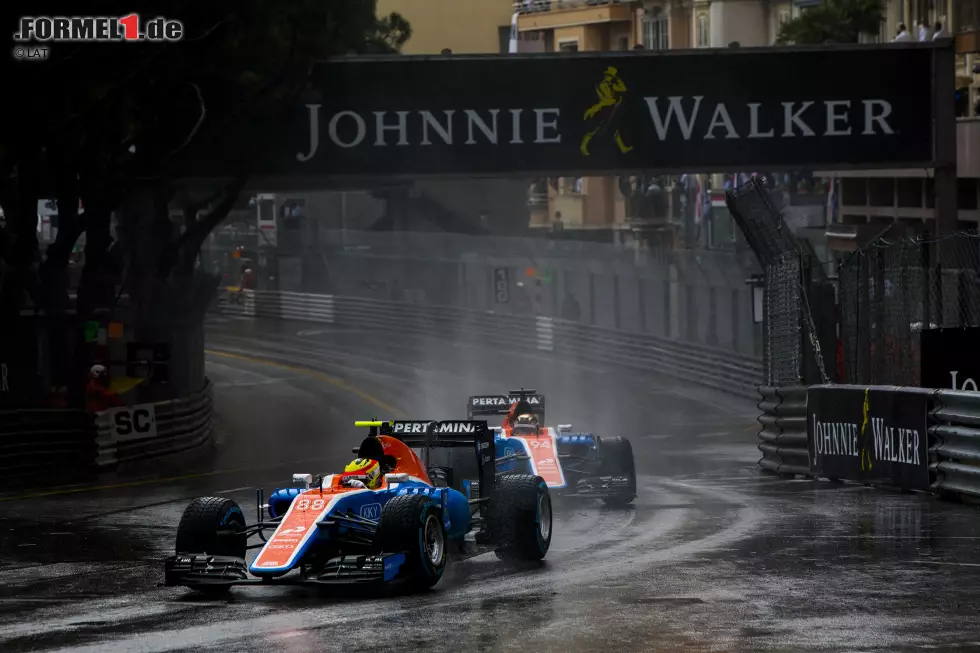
left=756, top=386, right=808, bottom=477
left=759, top=384, right=980, bottom=503
left=215, top=290, right=763, bottom=399
left=930, top=390, right=980, bottom=500
left=0, top=408, right=97, bottom=484
left=0, top=382, right=213, bottom=484
left=94, top=380, right=215, bottom=468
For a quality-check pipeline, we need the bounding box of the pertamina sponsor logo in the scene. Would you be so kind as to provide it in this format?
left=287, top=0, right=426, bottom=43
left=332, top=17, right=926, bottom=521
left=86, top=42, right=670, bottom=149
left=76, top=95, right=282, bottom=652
left=391, top=421, right=481, bottom=434
left=470, top=395, right=541, bottom=407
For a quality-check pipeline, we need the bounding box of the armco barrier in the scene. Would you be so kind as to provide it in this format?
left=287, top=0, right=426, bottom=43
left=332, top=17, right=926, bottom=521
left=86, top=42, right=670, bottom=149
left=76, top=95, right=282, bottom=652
left=759, top=384, right=980, bottom=503
left=930, top=390, right=980, bottom=500
left=756, top=386, right=809, bottom=476
left=0, top=408, right=97, bottom=482
left=216, top=290, right=763, bottom=398
left=94, top=380, right=214, bottom=468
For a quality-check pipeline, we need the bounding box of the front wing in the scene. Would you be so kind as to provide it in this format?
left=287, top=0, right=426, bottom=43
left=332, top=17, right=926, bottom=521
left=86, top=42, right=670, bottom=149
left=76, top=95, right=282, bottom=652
left=164, top=552, right=409, bottom=588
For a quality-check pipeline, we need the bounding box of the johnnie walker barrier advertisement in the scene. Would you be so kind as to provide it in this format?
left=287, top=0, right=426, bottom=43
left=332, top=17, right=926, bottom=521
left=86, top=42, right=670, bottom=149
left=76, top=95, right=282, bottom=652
left=807, top=386, right=929, bottom=490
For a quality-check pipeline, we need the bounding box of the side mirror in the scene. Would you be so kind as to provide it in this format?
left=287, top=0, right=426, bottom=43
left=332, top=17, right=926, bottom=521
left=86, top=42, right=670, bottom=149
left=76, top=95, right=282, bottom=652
left=557, top=424, right=573, bottom=433
left=292, top=473, right=313, bottom=489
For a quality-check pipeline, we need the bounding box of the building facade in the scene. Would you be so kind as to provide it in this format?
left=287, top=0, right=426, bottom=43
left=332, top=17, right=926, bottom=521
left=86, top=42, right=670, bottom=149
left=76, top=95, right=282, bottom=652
left=817, top=0, right=980, bottom=252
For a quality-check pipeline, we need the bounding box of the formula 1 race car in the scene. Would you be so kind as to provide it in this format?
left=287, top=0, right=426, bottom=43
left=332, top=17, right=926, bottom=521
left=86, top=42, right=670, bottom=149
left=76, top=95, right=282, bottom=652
left=457, top=389, right=636, bottom=506
left=164, top=420, right=552, bottom=594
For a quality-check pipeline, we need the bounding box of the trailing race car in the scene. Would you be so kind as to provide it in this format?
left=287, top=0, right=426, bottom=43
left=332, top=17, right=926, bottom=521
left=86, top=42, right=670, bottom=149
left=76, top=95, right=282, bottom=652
left=459, top=389, right=636, bottom=506
left=164, top=419, right=552, bottom=594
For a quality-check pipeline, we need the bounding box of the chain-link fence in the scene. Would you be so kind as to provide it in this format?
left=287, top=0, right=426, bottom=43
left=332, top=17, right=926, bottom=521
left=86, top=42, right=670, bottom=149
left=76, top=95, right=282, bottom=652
left=839, top=232, right=980, bottom=386
left=726, top=176, right=835, bottom=388
left=764, top=253, right=802, bottom=386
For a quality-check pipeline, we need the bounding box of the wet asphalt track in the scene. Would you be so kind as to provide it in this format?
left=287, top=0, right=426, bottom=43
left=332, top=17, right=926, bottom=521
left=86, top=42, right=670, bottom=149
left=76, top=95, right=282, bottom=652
left=4, top=317, right=980, bottom=651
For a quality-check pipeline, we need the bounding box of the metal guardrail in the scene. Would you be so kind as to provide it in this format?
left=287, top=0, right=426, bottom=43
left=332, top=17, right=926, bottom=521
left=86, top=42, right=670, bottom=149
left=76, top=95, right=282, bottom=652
left=756, top=386, right=808, bottom=477
left=215, top=290, right=763, bottom=398
left=759, top=384, right=980, bottom=503
left=94, top=380, right=214, bottom=468
left=930, top=390, right=980, bottom=500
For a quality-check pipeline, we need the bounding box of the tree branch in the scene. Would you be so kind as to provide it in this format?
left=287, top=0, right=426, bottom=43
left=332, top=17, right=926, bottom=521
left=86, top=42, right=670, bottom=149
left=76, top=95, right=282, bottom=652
left=167, top=83, right=207, bottom=159
left=160, top=176, right=246, bottom=278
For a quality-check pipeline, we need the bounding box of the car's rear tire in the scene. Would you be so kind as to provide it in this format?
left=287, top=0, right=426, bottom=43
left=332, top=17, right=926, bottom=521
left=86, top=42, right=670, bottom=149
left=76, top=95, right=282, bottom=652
left=376, top=493, right=447, bottom=590
left=599, top=437, right=637, bottom=506
left=492, top=474, right=552, bottom=562
left=175, top=497, right=247, bottom=595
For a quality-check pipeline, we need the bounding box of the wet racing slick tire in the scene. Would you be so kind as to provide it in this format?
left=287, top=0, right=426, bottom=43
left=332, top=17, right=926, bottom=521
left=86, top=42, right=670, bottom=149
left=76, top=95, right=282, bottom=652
left=491, top=474, right=552, bottom=562
left=599, top=436, right=637, bottom=506
left=376, top=493, right=447, bottom=590
left=174, top=497, right=247, bottom=594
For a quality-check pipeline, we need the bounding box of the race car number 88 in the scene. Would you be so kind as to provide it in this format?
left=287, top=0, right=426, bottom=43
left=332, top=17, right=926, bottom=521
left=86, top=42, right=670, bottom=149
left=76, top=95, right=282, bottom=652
left=296, top=498, right=326, bottom=511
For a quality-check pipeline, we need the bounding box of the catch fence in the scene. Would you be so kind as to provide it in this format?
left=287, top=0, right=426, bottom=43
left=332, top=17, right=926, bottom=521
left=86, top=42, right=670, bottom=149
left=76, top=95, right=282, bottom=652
left=838, top=232, right=980, bottom=386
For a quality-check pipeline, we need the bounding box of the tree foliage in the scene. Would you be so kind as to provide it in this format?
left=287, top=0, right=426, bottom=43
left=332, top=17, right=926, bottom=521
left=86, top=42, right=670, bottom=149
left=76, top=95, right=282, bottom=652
left=776, top=0, right=885, bottom=44
left=0, top=0, right=411, bottom=404
left=0, top=0, right=411, bottom=292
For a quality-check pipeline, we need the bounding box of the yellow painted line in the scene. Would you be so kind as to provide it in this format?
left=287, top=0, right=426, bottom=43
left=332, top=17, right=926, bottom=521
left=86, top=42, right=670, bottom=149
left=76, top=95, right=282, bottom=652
left=205, top=348, right=404, bottom=417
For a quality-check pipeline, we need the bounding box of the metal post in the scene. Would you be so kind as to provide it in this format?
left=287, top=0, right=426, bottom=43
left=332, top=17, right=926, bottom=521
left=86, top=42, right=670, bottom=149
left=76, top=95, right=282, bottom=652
left=932, top=42, right=958, bottom=241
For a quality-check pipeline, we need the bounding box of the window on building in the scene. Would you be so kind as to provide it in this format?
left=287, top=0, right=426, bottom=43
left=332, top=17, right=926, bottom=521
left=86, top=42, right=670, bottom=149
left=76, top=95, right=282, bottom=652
left=954, top=0, right=980, bottom=31
left=696, top=14, right=709, bottom=47
left=642, top=6, right=669, bottom=50
left=778, top=10, right=790, bottom=25
left=617, top=35, right=630, bottom=50
left=558, top=40, right=579, bottom=52
left=498, top=25, right=510, bottom=54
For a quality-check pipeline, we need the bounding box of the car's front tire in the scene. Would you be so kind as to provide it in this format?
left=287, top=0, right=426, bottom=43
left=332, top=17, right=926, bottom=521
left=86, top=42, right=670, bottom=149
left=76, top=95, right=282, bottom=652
left=174, top=496, right=247, bottom=595
left=376, top=493, right=447, bottom=590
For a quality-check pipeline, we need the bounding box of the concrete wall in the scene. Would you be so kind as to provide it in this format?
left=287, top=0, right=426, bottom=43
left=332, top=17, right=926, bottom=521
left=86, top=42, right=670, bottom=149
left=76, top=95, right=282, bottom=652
left=377, top=0, right=513, bottom=54
left=306, top=230, right=763, bottom=358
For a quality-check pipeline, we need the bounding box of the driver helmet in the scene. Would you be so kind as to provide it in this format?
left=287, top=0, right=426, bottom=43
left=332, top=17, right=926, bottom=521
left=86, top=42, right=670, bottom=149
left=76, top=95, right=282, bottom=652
left=88, top=365, right=109, bottom=386
left=513, top=413, right=538, bottom=436
left=342, top=458, right=382, bottom=489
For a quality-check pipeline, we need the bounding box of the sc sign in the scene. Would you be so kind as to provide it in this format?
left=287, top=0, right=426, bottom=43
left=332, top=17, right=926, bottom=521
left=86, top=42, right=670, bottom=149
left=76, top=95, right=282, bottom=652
left=108, top=405, right=158, bottom=440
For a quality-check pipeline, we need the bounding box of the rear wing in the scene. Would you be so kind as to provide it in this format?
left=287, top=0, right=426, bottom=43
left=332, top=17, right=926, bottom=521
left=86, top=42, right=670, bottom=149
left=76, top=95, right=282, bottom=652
left=356, top=420, right=495, bottom=501
left=467, top=390, right=545, bottom=421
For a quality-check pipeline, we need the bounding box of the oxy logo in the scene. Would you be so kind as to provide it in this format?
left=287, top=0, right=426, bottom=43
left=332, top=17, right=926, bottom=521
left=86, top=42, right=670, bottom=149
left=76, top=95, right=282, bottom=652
left=360, top=503, right=382, bottom=520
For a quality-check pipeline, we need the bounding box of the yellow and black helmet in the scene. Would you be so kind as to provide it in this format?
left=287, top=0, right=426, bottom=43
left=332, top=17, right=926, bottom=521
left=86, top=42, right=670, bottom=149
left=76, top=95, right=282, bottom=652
left=342, top=457, right=382, bottom=489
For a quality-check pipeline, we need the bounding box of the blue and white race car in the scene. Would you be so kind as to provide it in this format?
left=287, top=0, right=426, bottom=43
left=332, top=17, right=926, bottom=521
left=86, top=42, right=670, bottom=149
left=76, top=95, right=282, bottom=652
left=454, top=389, right=636, bottom=506
left=164, top=419, right=552, bottom=593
